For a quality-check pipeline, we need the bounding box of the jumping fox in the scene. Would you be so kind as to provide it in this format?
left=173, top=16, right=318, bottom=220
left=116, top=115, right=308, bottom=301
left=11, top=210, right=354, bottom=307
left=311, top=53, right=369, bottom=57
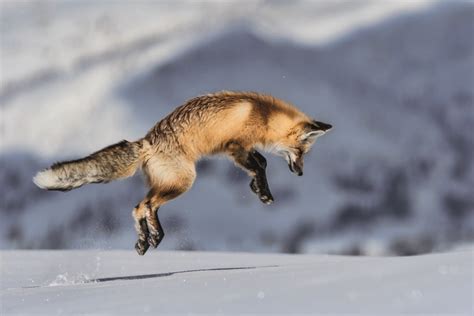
left=33, top=91, right=332, bottom=255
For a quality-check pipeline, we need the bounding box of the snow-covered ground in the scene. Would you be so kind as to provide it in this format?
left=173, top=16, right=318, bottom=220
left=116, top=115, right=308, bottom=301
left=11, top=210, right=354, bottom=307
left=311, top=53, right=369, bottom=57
left=1, top=250, right=472, bottom=314
left=1, top=0, right=473, bottom=255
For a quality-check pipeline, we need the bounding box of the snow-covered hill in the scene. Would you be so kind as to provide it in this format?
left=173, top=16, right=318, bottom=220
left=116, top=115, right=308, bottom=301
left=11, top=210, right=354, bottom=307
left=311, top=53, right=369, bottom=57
left=1, top=1, right=473, bottom=254
left=1, top=250, right=472, bottom=314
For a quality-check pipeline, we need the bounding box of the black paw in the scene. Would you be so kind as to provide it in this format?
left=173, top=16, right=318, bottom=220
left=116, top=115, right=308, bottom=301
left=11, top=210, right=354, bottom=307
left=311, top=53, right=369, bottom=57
left=135, top=239, right=150, bottom=256
left=148, top=233, right=163, bottom=249
left=259, top=191, right=274, bottom=205
left=250, top=179, right=274, bottom=204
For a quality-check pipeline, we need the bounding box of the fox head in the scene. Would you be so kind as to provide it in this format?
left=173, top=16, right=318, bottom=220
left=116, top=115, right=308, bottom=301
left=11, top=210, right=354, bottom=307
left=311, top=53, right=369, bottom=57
left=277, top=120, right=332, bottom=176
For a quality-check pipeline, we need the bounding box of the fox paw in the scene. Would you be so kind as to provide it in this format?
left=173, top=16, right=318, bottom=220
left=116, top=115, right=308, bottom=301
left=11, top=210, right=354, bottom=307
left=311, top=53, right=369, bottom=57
left=135, top=239, right=150, bottom=256
left=259, top=192, right=274, bottom=205
left=250, top=179, right=274, bottom=204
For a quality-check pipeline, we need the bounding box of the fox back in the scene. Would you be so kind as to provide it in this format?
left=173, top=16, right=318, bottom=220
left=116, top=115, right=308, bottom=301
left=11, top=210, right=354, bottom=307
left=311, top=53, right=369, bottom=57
left=145, top=91, right=313, bottom=159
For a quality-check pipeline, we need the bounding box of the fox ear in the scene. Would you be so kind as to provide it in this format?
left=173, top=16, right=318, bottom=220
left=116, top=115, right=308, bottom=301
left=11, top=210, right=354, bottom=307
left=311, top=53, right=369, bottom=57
left=311, top=120, right=332, bottom=131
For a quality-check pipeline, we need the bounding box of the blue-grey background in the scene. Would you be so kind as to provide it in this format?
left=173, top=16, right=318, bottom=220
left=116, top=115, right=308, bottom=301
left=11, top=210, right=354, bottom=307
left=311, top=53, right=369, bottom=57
left=1, top=0, right=473, bottom=255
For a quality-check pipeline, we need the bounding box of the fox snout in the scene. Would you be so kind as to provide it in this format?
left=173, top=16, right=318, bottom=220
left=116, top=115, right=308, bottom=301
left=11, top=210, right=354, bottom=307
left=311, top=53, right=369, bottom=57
left=288, top=156, right=303, bottom=176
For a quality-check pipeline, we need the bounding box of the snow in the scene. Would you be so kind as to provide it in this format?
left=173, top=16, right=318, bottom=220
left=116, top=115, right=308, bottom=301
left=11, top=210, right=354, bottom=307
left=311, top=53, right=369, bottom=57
left=1, top=250, right=472, bottom=314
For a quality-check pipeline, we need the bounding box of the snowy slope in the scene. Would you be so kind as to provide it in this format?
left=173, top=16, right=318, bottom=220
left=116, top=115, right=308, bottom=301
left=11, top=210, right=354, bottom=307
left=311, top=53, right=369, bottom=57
left=1, top=1, right=473, bottom=254
left=1, top=250, right=472, bottom=314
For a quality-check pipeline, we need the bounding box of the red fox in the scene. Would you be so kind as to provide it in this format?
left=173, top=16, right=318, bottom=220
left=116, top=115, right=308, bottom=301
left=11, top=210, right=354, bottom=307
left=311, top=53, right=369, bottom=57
left=33, top=91, right=332, bottom=255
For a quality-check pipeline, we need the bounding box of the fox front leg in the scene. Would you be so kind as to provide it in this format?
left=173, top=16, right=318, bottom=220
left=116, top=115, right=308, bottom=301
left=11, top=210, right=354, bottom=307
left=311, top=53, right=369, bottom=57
left=248, top=150, right=274, bottom=205
left=226, top=142, right=274, bottom=204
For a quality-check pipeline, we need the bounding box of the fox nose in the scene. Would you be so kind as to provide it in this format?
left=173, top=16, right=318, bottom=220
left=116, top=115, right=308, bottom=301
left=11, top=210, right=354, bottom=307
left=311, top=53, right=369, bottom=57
left=313, top=120, right=332, bottom=131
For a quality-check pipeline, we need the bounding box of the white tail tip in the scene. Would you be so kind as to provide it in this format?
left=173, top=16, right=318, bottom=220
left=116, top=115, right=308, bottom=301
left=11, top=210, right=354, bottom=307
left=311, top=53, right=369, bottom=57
left=33, top=169, right=60, bottom=189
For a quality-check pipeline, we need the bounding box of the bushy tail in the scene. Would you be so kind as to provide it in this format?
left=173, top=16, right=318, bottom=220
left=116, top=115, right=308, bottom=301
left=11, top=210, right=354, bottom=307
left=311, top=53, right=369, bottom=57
left=33, top=139, right=145, bottom=191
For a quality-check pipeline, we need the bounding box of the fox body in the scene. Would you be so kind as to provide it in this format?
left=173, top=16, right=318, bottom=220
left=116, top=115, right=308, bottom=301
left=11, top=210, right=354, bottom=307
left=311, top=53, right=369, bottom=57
left=34, top=91, right=332, bottom=255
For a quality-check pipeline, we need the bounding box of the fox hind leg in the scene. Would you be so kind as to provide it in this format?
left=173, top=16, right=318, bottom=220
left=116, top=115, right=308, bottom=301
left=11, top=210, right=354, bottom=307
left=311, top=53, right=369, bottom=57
left=133, top=189, right=187, bottom=255
left=144, top=189, right=182, bottom=249
left=145, top=205, right=163, bottom=249
left=132, top=194, right=167, bottom=255
left=147, top=209, right=165, bottom=248
left=133, top=160, right=196, bottom=255
left=133, top=202, right=150, bottom=255
left=142, top=188, right=190, bottom=253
